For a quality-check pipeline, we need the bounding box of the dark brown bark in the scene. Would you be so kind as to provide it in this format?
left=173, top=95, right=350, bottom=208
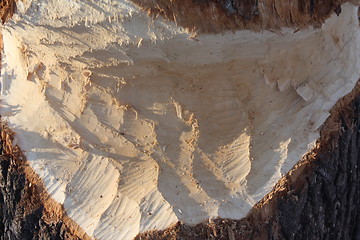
left=0, top=141, right=80, bottom=239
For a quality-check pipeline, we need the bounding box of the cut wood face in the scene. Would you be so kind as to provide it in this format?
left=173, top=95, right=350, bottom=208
left=0, top=1, right=359, bottom=239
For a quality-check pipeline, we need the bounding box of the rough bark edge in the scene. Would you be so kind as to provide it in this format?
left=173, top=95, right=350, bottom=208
left=135, top=81, right=360, bottom=240
left=0, top=0, right=16, bottom=24
left=0, top=123, right=93, bottom=240
left=130, top=0, right=359, bottom=33
left=0, top=0, right=357, bottom=33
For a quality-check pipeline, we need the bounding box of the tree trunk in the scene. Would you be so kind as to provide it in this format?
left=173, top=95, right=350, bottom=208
left=0, top=1, right=359, bottom=239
